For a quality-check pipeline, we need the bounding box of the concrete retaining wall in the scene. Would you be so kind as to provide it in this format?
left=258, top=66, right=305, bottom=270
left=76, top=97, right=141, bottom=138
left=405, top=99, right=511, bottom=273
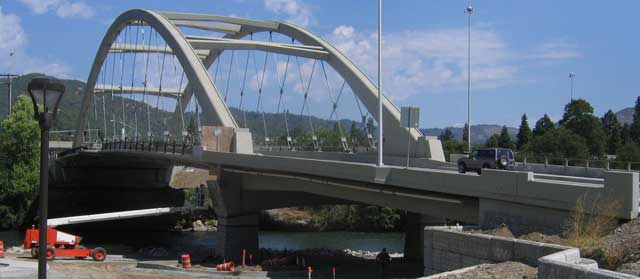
left=424, top=226, right=638, bottom=278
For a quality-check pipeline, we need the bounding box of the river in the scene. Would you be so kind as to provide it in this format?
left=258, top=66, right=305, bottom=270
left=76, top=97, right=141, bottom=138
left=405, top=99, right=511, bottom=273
left=0, top=230, right=404, bottom=254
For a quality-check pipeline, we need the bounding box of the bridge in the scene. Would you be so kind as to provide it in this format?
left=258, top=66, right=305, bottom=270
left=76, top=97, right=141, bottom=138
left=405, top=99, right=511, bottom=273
left=51, top=9, right=638, bottom=264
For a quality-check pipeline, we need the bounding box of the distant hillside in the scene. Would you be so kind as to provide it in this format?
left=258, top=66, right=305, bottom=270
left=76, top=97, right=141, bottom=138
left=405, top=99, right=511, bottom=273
left=421, top=125, right=518, bottom=143
left=616, top=107, right=634, bottom=125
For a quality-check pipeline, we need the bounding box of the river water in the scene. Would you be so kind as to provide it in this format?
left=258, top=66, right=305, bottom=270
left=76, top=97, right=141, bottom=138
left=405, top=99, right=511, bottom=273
left=0, top=230, right=404, bottom=254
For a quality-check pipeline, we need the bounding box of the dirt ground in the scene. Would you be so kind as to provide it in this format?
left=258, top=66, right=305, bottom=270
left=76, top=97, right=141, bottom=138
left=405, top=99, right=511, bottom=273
left=49, top=262, right=211, bottom=279
left=435, top=262, right=537, bottom=279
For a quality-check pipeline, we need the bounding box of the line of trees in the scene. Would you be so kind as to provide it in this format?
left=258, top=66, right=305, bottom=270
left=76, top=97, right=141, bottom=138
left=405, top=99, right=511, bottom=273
left=439, top=98, right=640, bottom=162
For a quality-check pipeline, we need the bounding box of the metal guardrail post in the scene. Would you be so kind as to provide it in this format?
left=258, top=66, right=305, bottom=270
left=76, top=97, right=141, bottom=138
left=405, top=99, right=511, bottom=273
left=564, top=159, right=568, bottom=167
left=628, top=162, right=632, bottom=172
left=606, top=161, right=610, bottom=170
left=585, top=160, right=589, bottom=169
left=544, top=157, right=548, bottom=166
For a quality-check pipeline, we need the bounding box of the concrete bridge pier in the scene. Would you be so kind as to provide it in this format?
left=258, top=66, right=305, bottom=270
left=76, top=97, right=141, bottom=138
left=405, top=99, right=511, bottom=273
left=404, top=213, right=447, bottom=260
left=208, top=169, right=259, bottom=262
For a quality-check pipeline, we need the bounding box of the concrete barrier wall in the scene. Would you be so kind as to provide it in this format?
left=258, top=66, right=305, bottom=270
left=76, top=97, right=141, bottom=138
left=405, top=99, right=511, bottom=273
left=424, top=226, right=639, bottom=279
left=424, top=226, right=569, bottom=275
left=538, top=249, right=638, bottom=279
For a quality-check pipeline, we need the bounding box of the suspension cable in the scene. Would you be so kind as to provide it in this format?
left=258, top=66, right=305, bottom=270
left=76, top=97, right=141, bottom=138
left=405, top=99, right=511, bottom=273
left=154, top=31, right=168, bottom=139
left=238, top=34, right=252, bottom=128
left=119, top=26, right=128, bottom=139
left=109, top=37, right=118, bottom=140
left=130, top=22, right=141, bottom=138
left=173, top=55, right=186, bottom=141
left=141, top=27, right=153, bottom=139
left=101, top=54, right=107, bottom=141
left=253, top=32, right=272, bottom=145
left=223, top=50, right=235, bottom=102
left=296, top=57, right=318, bottom=148
left=273, top=44, right=292, bottom=146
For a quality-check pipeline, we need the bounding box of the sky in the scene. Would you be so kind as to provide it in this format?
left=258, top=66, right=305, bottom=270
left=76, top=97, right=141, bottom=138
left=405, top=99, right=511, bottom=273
left=0, top=0, right=638, bottom=129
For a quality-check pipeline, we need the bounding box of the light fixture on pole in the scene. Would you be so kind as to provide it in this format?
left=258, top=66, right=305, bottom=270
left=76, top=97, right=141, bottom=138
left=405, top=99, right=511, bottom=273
left=27, top=78, right=66, bottom=279
left=465, top=5, right=474, bottom=153
left=569, top=72, right=576, bottom=101
left=377, top=0, right=384, bottom=166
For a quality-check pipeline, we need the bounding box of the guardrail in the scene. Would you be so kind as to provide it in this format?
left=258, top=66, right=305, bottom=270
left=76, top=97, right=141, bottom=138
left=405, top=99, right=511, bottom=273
left=100, top=138, right=193, bottom=155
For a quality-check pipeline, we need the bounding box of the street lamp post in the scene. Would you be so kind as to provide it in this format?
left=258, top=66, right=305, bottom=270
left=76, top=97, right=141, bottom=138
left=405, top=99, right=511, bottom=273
left=569, top=72, right=576, bottom=101
left=465, top=6, right=474, bottom=153
left=27, top=78, right=65, bottom=279
left=377, top=0, right=384, bottom=166
left=2, top=51, right=19, bottom=118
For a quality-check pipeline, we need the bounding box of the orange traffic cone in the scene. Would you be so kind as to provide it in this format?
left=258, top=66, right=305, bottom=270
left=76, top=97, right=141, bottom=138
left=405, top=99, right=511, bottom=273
left=181, top=254, right=192, bottom=269
left=0, top=241, right=4, bottom=258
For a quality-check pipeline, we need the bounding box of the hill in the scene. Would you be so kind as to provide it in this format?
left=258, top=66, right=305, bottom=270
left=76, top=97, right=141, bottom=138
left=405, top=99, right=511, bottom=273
left=616, top=107, right=634, bottom=125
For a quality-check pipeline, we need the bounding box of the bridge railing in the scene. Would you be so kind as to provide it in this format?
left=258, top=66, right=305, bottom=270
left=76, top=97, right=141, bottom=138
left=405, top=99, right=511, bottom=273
left=100, top=138, right=194, bottom=155
left=514, top=153, right=640, bottom=172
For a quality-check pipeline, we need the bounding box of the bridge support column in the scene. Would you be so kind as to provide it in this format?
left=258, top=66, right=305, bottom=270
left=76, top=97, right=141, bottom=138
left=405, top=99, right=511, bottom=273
left=404, top=213, right=446, bottom=261
left=208, top=169, right=259, bottom=262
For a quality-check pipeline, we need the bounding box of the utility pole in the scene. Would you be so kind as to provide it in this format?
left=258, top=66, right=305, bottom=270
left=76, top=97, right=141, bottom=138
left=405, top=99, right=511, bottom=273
left=377, top=0, right=384, bottom=166
left=569, top=72, right=576, bottom=101
left=465, top=6, right=474, bottom=153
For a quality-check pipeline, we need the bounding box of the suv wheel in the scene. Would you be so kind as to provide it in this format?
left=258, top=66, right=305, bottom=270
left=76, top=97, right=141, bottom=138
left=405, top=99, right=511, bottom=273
left=458, top=163, right=466, bottom=174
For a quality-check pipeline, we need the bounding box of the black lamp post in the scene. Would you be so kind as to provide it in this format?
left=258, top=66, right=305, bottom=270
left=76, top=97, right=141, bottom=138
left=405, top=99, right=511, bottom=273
left=27, top=78, right=65, bottom=279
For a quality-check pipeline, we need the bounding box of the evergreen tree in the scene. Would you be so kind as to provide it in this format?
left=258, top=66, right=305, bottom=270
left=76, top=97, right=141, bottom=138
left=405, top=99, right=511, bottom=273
left=439, top=128, right=454, bottom=142
left=630, top=97, right=640, bottom=143
left=559, top=99, right=605, bottom=157
left=498, top=126, right=515, bottom=149
left=531, top=127, right=589, bottom=159
left=532, top=114, right=555, bottom=137
left=622, top=123, right=633, bottom=145
left=485, top=134, right=499, bottom=148
left=601, top=110, right=622, bottom=155
left=516, top=114, right=532, bottom=150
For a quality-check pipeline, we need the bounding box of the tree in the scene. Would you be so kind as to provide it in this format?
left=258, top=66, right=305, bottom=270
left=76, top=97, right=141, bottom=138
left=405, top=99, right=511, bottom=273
left=617, top=144, right=640, bottom=163
left=439, top=128, right=454, bottom=142
left=0, top=95, right=40, bottom=229
left=621, top=123, right=633, bottom=145
left=532, top=114, right=555, bottom=137
left=530, top=127, right=589, bottom=159
left=462, top=123, right=470, bottom=143
left=601, top=110, right=622, bottom=155
left=558, top=99, right=606, bottom=157
left=498, top=126, right=515, bottom=149
left=485, top=134, right=499, bottom=148
left=630, top=97, right=640, bottom=143
left=516, top=114, right=531, bottom=150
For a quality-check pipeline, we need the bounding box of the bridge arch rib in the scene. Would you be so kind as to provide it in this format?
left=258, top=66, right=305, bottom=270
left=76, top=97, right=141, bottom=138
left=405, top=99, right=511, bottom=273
left=76, top=9, right=443, bottom=159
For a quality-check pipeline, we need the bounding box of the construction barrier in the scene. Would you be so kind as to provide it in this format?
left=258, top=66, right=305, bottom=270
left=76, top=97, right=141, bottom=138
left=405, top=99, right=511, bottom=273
left=216, top=261, right=236, bottom=271
left=0, top=240, right=4, bottom=258
left=181, top=254, right=191, bottom=269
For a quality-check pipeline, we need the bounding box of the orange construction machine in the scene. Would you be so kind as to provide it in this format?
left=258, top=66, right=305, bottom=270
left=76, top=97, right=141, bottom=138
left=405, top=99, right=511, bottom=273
left=24, top=227, right=106, bottom=261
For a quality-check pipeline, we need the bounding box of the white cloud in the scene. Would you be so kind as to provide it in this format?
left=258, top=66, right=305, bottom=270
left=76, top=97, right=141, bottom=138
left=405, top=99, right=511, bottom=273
left=529, top=40, right=580, bottom=61
left=0, top=6, right=71, bottom=77
left=327, top=25, right=519, bottom=101
left=17, top=0, right=94, bottom=19
left=264, top=0, right=312, bottom=27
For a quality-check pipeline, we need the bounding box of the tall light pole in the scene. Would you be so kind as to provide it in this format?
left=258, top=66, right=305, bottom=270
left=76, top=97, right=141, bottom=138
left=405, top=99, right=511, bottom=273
left=377, top=0, right=384, bottom=166
left=27, top=78, right=65, bottom=279
left=2, top=50, right=18, bottom=118
left=569, top=72, right=576, bottom=101
left=465, top=6, right=474, bottom=153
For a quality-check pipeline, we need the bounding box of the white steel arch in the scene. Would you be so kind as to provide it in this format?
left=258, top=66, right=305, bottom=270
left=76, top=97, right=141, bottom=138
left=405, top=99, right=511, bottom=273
left=76, top=9, right=442, bottom=159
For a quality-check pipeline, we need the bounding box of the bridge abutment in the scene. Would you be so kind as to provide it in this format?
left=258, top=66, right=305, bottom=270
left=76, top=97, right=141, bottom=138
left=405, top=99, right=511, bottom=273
left=404, top=213, right=447, bottom=261
left=208, top=169, right=259, bottom=262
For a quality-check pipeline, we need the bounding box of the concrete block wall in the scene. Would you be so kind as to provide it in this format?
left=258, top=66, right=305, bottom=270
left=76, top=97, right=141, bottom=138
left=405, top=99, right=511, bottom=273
left=424, top=226, right=638, bottom=278
left=424, top=226, right=569, bottom=275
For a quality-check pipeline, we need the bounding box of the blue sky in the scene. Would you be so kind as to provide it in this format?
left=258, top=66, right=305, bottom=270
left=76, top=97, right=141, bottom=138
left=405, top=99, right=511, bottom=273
left=0, top=0, right=638, bottom=128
